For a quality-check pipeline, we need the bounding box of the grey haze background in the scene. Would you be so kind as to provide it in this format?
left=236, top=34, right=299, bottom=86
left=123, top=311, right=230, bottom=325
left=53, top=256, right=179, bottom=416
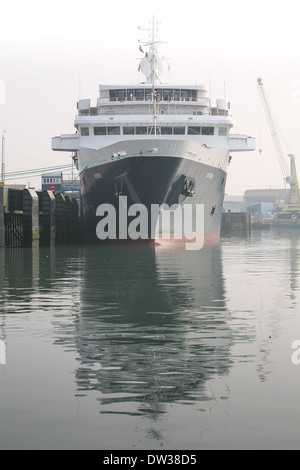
left=1, top=0, right=300, bottom=194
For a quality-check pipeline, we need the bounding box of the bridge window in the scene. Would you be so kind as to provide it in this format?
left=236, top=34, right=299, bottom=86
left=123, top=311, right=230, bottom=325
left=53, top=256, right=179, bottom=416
left=219, top=127, right=228, bottom=136
left=154, top=89, right=162, bottom=101
left=188, top=126, right=201, bottom=135
left=174, top=126, right=185, bottom=135
left=107, top=127, right=120, bottom=135
left=161, top=127, right=173, bottom=134
left=80, top=127, right=89, bottom=136
left=136, top=126, right=147, bottom=135
left=110, top=90, right=126, bottom=101
left=134, top=89, right=145, bottom=101
left=181, top=89, right=197, bottom=101
left=202, top=127, right=214, bottom=135
left=173, top=89, right=181, bottom=101
left=123, top=127, right=135, bottom=135
left=94, top=127, right=107, bottom=135
left=107, top=87, right=200, bottom=103
left=127, top=90, right=134, bottom=101
left=146, top=91, right=153, bottom=101
left=162, top=89, right=173, bottom=101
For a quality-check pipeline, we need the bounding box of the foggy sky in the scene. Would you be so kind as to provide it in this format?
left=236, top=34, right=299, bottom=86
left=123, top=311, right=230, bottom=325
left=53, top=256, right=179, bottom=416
left=1, top=0, right=300, bottom=194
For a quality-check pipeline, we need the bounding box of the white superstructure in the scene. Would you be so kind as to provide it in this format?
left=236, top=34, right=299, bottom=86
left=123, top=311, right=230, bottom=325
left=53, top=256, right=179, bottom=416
left=52, top=19, right=254, bottom=167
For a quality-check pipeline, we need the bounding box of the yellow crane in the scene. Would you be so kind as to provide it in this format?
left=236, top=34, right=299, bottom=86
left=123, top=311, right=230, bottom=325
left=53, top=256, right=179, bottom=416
left=257, top=77, right=300, bottom=212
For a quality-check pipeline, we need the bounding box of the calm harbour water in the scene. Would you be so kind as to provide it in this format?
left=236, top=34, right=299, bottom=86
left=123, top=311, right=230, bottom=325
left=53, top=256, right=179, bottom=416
left=0, top=230, right=300, bottom=450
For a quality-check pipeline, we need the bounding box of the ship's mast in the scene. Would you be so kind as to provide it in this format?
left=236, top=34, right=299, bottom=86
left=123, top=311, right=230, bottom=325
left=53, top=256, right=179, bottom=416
left=139, top=16, right=162, bottom=85
left=151, top=17, right=158, bottom=138
left=138, top=17, right=163, bottom=137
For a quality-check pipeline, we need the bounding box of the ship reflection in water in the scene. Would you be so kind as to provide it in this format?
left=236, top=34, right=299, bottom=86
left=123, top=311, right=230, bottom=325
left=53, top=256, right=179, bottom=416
left=53, top=244, right=233, bottom=417
left=2, top=232, right=300, bottom=449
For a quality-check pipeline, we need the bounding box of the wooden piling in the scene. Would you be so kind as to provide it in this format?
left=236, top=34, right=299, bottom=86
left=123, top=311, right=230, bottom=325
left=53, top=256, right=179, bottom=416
left=0, top=183, right=4, bottom=248
left=65, top=195, right=73, bottom=243
left=55, top=193, right=66, bottom=245
left=0, top=244, right=4, bottom=292
left=23, top=189, right=40, bottom=248
left=1, top=186, right=80, bottom=247
left=71, top=198, right=80, bottom=241
left=39, top=190, right=56, bottom=246
left=54, top=193, right=80, bottom=245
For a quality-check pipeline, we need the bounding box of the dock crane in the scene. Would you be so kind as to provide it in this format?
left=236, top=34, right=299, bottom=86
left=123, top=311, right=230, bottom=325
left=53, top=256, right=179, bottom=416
left=257, top=77, right=300, bottom=212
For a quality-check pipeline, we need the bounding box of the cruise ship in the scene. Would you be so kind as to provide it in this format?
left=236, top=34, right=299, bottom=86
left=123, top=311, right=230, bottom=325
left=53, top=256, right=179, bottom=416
left=52, top=20, right=255, bottom=246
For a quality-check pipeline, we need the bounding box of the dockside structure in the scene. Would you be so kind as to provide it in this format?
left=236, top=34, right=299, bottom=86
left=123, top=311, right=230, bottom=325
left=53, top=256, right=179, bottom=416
left=0, top=185, right=80, bottom=248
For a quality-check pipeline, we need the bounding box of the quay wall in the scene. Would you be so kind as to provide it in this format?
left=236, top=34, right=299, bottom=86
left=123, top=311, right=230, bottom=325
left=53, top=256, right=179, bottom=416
left=221, top=211, right=251, bottom=235
left=0, top=186, right=80, bottom=248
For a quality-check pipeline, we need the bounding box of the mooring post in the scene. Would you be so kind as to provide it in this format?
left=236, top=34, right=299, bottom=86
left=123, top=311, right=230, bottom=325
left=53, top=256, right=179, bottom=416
left=65, top=195, right=72, bottom=243
left=23, top=188, right=40, bottom=248
left=55, top=193, right=66, bottom=245
left=48, top=191, right=56, bottom=246
left=0, top=245, right=4, bottom=292
left=71, top=198, right=80, bottom=242
left=40, top=190, right=56, bottom=246
left=0, top=183, right=4, bottom=248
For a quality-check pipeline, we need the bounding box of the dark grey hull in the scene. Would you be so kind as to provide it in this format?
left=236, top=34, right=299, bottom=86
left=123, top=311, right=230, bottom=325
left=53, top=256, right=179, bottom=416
left=80, top=155, right=227, bottom=244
